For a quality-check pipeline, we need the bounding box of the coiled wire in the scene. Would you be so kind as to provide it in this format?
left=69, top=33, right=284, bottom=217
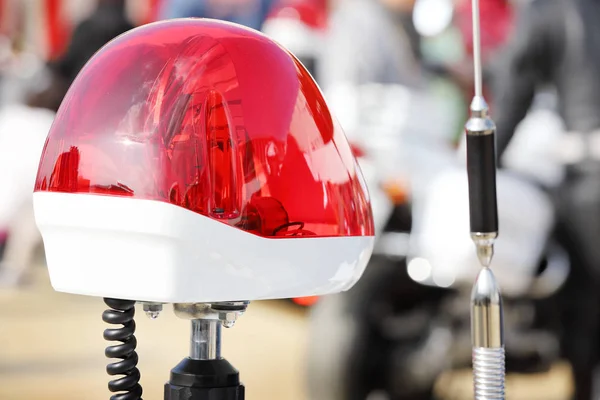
left=102, top=298, right=143, bottom=400
left=473, top=347, right=505, bottom=399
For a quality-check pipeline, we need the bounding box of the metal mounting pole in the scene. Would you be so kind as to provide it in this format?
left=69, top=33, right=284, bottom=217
left=190, top=319, right=222, bottom=360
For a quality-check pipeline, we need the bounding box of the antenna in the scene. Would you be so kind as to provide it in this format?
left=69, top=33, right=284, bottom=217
left=464, top=0, right=505, bottom=398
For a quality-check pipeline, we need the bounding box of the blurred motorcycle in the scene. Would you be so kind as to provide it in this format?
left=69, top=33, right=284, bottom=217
left=306, top=81, right=579, bottom=399
left=306, top=75, right=464, bottom=399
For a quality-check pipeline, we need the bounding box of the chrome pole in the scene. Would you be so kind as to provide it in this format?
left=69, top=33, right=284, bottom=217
left=190, top=319, right=222, bottom=360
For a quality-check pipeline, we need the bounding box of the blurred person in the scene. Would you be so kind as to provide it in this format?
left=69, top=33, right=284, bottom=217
left=319, top=0, right=472, bottom=106
left=491, top=0, right=600, bottom=398
left=158, top=0, right=276, bottom=30
left=318, top=0, right=426, bottom=150
left=318, top=0, right=464, bottom=183
left=319, top=0, right=423, bottom=90
left=52, top=0, right=134, bottom=84
left=0, top=0, right=134, bottom=287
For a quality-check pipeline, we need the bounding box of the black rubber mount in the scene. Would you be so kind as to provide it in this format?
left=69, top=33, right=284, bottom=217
left=164, top=358, right=245, bottom=400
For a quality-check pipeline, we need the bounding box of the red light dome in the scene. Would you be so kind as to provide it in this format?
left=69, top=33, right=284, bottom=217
left=35, top=19, right=373, bottom=239
left=33, top=19, right=374, bottom=302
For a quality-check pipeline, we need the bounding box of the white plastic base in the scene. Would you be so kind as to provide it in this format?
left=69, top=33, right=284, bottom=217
left=33, top=193, right=374, bottom=303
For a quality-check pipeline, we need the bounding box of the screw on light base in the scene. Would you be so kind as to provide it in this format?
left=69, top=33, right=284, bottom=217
left=142, top=302, right=163, bottom=319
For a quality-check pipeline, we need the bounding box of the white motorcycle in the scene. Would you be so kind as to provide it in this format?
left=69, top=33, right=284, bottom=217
left=306, top=86, right=577, bottom=399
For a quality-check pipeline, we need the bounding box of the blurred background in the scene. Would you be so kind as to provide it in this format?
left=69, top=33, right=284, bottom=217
left=1, top=0, right=600, bottom=399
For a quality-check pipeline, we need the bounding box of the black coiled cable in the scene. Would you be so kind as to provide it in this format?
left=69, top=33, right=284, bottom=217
left=102, top=298, right=143, bottom=400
